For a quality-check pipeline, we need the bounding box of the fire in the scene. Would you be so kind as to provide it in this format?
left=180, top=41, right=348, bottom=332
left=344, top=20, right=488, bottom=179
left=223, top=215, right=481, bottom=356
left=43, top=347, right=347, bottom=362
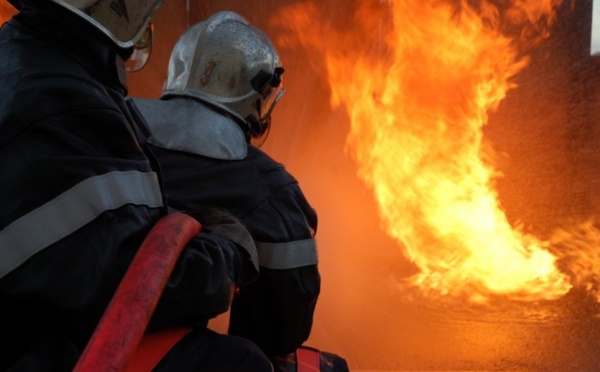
left=275, top=0, right=574, bottom=302
left=549, top=220, right=600, bottom=302
left=0, top=1, right=16, bottom=25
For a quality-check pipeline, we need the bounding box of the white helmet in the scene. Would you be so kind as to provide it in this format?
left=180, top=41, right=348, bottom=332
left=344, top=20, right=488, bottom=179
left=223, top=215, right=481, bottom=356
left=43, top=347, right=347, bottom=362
left=162, top=11, right=285, bottom=146
left=48, top=0, right=164, bottom=49
left=7, top=0, right=161, bottom=71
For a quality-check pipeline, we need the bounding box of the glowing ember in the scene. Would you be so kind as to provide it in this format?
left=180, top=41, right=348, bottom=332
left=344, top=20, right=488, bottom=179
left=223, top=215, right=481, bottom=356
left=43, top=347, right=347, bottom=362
left=275, top=0, right=573, bottom=302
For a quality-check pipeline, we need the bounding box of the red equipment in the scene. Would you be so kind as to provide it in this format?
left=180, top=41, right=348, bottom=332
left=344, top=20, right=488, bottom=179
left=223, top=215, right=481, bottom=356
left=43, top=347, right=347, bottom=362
left=73, top=212, right=201, bottom=372
left=297, top=347, right=321, bottom=372
left=72, top=212, right=329, bottom=371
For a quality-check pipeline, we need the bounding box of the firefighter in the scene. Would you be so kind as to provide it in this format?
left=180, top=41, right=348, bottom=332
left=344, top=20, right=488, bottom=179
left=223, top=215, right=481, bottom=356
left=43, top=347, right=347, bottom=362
left=133, top=11, right=349, bottom=371
left=0, top=1, right=272, bottom=371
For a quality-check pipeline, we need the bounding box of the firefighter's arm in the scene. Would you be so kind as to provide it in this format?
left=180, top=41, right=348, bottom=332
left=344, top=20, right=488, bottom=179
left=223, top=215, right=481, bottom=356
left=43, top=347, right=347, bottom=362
left=149, top=209, right=259, bottom=329
left=188, top=207, right=259, bottom=273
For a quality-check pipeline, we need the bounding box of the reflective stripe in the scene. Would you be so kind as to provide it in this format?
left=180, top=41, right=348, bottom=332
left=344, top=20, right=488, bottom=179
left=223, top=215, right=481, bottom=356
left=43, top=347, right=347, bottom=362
left=255, top=239, right=318, bottom=269
left=0, top=170, right=163, bottom=279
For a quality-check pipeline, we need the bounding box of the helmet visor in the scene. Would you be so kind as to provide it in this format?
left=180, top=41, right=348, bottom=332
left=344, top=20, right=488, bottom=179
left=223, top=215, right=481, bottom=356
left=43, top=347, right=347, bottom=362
left=250, top=86, right=284, bottom=147
left=259, top=85, right=285, bottom=122
left=125, top=22, right=153, bottom=72
left=250, top=119, right=271, bottom=148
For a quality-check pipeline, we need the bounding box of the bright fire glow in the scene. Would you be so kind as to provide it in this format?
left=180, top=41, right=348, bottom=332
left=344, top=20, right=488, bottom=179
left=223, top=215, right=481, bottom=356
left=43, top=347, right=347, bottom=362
left=275, top=0, right=573, bottom=302
left=0, top=2, right=16, bottom=25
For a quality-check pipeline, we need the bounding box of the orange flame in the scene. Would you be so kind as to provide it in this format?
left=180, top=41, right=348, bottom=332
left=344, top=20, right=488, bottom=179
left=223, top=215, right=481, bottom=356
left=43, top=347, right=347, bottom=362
left=549, top=219, right=600, bottom=302
left=0, top=2, right=16, bottom=25
left=275, top=0, right=572, bottom=302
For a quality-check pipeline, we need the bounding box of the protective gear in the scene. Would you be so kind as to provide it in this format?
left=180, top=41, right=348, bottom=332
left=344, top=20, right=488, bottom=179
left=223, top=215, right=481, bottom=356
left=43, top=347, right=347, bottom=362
left=8, top=0, right=164, bottom=48
left=133, top=10, right=331, bottom=363
left=0, top=4, right=261, bottom=369
left=134, top=97, right=248, bottom=160
left=184, top=207, right=259, bottom=272
left=125, top=22, right=154, bottom=72
left=52, top=0, right=163, bottom=48
left=136, top=116, right=321, bottom=355
left=271, top=346, right=349, bottom=372
left=162, top=11, right=285, bottom=147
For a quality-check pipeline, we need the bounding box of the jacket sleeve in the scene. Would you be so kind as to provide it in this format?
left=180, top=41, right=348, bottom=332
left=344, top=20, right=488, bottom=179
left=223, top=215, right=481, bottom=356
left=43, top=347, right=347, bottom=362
left=140, top=143, right=320, bottom=356
left=228, top=181, right=321, bottom=357
left=150, top=209, right=259, bottom=329
left=0, top=101, right=257, bottom=363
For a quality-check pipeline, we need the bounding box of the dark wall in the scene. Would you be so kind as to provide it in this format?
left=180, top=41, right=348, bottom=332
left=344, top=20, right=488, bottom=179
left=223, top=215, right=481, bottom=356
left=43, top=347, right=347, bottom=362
left=485, top=0, right=600, bottom=237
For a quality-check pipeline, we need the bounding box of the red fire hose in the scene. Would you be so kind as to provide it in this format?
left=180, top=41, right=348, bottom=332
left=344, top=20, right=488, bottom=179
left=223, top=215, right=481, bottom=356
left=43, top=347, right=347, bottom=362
left=73, top=212, right=202, bottom=372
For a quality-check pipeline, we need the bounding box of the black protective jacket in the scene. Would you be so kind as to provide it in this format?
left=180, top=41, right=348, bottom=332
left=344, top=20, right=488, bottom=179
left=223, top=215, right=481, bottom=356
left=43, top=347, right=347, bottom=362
left=0, top=4, right=258, bottom=371
left=135, top=97, right=321, bottom=357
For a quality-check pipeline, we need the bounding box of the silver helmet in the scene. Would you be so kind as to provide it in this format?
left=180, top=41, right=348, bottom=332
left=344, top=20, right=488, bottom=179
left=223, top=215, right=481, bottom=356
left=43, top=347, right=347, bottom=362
left=162, top=11, right=285, bottom=146
left=49, top=0, right=164, bottom=49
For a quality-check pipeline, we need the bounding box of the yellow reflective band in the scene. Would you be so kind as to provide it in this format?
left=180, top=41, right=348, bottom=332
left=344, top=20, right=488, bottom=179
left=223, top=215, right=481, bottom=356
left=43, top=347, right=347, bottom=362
left=255, top=239, right=318, bottom=269
left=0, top=170, right=163, bottom=279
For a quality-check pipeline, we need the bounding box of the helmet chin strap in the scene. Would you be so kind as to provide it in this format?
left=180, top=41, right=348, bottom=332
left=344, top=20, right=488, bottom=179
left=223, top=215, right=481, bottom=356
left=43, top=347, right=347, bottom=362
left=247, top=116, right=271, bottom=148
left=244, top=112, right=270, bottom=144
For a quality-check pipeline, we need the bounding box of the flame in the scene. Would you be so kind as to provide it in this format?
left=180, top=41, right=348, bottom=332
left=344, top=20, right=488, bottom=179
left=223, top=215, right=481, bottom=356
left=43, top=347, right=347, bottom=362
left=1, top=1, right=16, bottom=25
left=275, top=0, right=573, bottom=302
left=549, top=219, right=600, bottom=302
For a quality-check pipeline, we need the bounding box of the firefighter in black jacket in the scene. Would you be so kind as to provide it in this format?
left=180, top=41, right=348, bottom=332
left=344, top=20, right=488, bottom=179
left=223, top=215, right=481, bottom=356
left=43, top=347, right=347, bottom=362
left=0, top=1, right=271, bottom=371
left=134, top=11, right=348, bottom=371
